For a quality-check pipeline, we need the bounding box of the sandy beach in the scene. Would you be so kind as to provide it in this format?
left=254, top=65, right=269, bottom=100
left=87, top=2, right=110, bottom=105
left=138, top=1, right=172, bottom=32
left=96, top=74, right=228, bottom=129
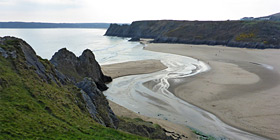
left=102, top=60, right=196, bottom=140
left=144, top=43, right=280, bottom=139
left=102, top=59, right=167, bottom=79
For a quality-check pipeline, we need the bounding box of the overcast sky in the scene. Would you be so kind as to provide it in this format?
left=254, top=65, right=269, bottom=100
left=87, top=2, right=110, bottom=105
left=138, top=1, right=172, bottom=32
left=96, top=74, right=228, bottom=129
left=0, top=0, right=279, bottom=23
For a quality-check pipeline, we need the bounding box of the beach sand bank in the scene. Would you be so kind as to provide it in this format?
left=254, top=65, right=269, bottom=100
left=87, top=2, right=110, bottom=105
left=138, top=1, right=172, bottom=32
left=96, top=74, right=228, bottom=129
left=145, top=43, right=280, bottom=139
left=102, top=59, right=167, bottom=79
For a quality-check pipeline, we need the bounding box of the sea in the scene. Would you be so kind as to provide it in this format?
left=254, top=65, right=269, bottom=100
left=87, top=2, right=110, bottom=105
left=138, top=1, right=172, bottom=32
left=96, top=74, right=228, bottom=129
left=0, top=28, right=142, bottom=64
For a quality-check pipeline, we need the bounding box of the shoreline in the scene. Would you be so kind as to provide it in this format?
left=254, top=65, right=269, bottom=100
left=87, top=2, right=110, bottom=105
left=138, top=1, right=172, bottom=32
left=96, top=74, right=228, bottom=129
left=144, top=43, right=280, bottom=139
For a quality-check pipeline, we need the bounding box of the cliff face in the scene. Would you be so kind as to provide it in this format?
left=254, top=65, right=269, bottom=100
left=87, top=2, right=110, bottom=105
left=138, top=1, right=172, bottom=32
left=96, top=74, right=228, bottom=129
left=105, top=20, right=280, bottom=49
left=50, top=48, right=112, bottom=91
left=0, top=37, right=127, bottom=139
left=105, top=21, right=184, bottom=38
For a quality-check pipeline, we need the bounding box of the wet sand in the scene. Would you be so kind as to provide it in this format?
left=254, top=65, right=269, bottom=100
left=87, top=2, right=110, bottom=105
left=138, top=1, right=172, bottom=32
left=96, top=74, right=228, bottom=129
left=102, top=60, right=196, bottom=140
left=145, top=43, right=280, bottom=139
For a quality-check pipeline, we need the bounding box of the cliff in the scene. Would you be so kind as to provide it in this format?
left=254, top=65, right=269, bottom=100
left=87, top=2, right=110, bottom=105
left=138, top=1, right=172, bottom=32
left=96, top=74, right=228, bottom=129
left=105, top=20, right=280, bottom=49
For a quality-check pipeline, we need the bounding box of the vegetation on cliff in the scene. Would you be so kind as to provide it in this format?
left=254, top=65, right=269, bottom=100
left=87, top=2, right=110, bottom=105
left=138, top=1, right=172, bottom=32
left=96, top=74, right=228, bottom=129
left=105, top=20, right=280, bottom=49
left=118, top=117, right=174, bottom=140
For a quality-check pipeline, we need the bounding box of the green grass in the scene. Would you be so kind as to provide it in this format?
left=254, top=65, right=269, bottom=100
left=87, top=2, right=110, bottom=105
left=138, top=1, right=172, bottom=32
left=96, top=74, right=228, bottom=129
left=118, top=117, right=169, bottom=139
left=235, top=32, right=256, bottom=41
left=0, top=43, right=148, bottom=140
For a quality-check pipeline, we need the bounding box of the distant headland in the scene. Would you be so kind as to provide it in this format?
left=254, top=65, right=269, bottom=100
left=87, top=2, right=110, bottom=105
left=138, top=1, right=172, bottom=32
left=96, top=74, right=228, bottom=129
left=0, top=22, right=110, bottom=28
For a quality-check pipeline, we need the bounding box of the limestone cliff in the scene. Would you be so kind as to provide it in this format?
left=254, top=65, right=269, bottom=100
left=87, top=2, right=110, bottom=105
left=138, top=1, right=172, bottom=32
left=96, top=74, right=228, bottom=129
left=105, top=20, right=280, bottom=49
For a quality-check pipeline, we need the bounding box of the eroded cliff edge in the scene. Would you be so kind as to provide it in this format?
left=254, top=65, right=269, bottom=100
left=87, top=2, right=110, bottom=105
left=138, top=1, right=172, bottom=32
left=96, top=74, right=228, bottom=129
left=105, top=20, right=280, bottom=49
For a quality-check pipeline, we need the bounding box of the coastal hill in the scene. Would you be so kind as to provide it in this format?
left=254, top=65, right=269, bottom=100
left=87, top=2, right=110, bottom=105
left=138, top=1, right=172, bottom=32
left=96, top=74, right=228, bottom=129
left=0, top=36, right=173, bottom=139
left=0, top=22, right=110, bottom=28
left=105, top=20, right=280, bottom=49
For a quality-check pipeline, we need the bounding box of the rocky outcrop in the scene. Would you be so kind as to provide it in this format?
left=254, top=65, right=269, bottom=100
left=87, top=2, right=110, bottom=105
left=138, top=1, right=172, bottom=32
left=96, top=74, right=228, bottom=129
left=105, top=20, right=280, bottom=49
left=48, top=46, right=117, bottom=127
left=50, top=48, right=112, bottom=91
left=76, top=78, right=118, bottom=128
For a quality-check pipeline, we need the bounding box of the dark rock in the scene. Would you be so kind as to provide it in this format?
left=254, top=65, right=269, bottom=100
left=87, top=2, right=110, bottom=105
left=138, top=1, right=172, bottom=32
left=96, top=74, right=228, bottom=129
left=0, top=47, right=8, bottom=58
left=54, top=69, right=68, bottom=85
left=80, top=90, right=105, bottom=126
left=50, top=48, right=112, bottom=91
left=129, top=37, right=140, bottom=41
left=20, top=40, right=47, bottom=80
left=76, top=78, right=119, bottom=128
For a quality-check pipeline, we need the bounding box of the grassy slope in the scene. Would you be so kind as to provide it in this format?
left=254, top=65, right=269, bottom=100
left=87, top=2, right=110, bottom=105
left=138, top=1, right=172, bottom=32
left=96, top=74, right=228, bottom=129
left=0, top=40, right=147, bottom=139
left=162, top=20, right=280, bottom=46
left=118, top=117, right=170, bottom=140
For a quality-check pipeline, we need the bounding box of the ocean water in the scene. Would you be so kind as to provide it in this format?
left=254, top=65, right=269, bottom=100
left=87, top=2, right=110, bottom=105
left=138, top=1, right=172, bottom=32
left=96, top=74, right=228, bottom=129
left=0, top=29, right=139, bottom=64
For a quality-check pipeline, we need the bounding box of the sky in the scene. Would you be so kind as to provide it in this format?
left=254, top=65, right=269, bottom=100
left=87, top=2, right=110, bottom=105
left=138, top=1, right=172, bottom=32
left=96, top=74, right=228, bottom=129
left=0, top=0, right=279, bottom=23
